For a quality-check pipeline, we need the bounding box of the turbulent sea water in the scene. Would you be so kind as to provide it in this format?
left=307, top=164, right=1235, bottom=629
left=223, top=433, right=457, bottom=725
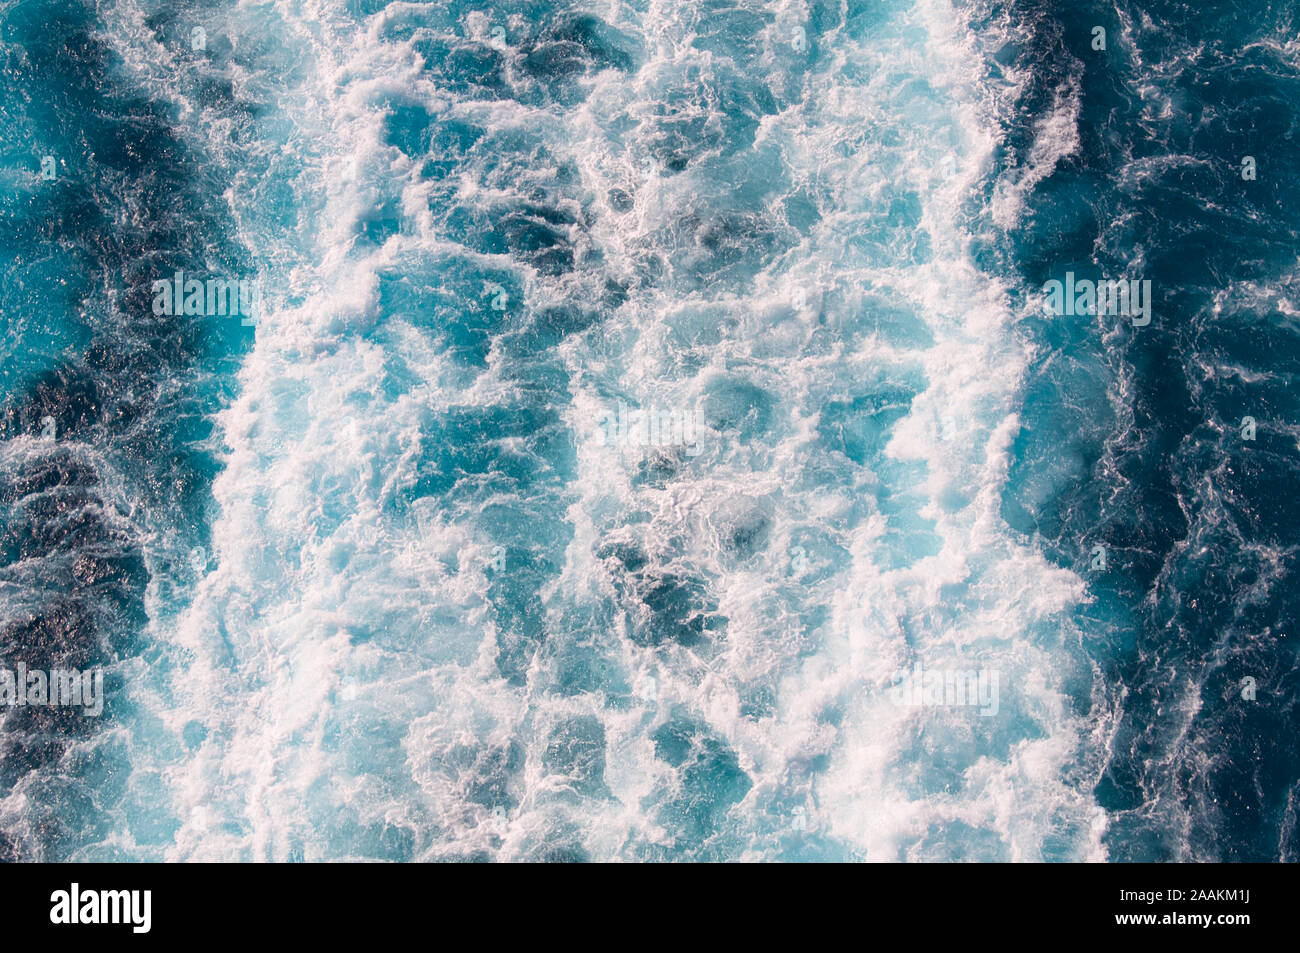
left=0, top=0, right=1296, bottom=862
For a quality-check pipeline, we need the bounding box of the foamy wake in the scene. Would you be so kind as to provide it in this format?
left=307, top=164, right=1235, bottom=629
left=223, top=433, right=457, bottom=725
left=94, top=0, right=1108, bottom=861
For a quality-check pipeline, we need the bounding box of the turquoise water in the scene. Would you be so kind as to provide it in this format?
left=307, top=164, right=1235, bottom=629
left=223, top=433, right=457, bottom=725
left=0, top=0, right=1294, bottom=862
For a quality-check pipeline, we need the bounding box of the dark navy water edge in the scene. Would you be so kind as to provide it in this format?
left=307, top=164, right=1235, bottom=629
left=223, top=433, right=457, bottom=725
left=991, top=0, right=1300, bottom=862
left=0, top=0, right=1295, bottom=862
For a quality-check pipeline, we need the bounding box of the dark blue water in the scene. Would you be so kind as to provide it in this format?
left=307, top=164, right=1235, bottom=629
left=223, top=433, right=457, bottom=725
left=992, top=0, right=1300, bottom=861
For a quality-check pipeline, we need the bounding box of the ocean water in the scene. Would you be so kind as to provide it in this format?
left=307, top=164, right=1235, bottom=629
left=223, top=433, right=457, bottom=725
left=0, top=0, right=1294, bottom=862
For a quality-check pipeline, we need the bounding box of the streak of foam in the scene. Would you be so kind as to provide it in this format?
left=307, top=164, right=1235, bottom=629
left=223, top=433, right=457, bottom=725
left=87, top=0, right=1109, bottom=861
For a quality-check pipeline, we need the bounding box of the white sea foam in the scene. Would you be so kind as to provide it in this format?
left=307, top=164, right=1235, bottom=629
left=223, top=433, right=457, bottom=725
left=80, top=0, right=1108, bottom=861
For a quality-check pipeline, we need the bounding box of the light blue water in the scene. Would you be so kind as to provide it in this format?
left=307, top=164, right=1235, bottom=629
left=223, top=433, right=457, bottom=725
left=0, top=0, right=1294, bottom=862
